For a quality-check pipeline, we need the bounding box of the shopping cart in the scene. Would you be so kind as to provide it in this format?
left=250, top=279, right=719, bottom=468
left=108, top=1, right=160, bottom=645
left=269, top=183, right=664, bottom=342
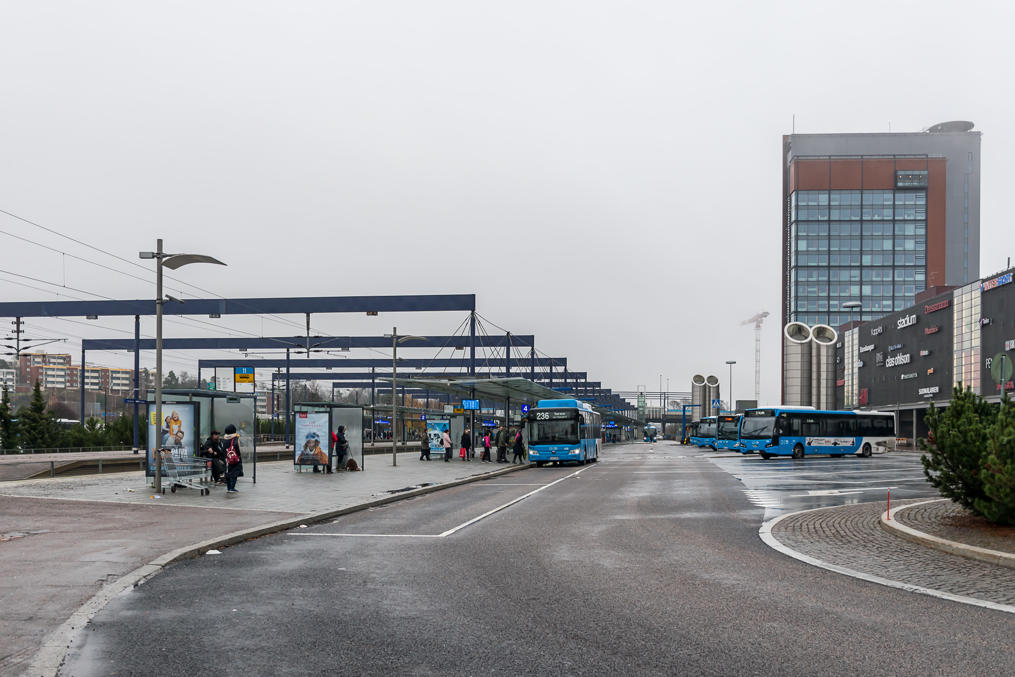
left=154, top=448, right=212, bottom=496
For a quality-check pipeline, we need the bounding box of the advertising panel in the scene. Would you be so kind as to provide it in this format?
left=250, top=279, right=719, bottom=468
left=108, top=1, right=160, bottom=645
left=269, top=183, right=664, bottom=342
left=426, top=418, right=450, bottom=457
left=294, top=412, right=331, bottom=466
left=146, top=402, right=197, bottom=477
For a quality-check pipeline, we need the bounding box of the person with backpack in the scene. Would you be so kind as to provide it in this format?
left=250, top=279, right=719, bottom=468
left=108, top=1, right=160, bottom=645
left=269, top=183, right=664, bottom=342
left=481, top=430, right=492, bottom=462
left=223, top=424, right=243, bottom=494
left=512, top=428, right=526, bottom=464
left=441, top=428, right=452, bottom=462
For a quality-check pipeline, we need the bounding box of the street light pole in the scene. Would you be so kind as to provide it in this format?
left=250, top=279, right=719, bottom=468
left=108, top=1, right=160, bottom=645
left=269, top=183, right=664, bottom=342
left=392, top=326, right=398, bottom=467
left=154, top=238, right=164, bottom=492
left=140, top=241, right=225, bottom=493
left=725, top=360, right=736, bottom=412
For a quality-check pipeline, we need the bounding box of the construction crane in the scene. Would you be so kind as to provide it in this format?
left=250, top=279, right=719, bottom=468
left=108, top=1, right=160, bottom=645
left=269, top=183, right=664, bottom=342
left=740, top=312, right=770, bottom=402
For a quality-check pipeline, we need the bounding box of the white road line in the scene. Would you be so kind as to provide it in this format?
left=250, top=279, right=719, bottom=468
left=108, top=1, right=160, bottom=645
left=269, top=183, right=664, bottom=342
left=438, top=464, right=597, bottom=537
left=759, top=507, right=1015, bottom=615
left=469, top=483, right=545, bottom=486
left=286, top=465, right=597, bottom=539
left=288, top=533, right=441, bottom=538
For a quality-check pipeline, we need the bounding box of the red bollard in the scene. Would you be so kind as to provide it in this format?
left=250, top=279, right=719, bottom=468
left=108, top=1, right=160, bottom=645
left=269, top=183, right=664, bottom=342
left=887, top=489, right=891, bottom=520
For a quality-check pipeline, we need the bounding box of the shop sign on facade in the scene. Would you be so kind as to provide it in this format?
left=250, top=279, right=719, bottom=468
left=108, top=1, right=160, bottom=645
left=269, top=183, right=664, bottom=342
left=924, top=326, right=940, bottom=335
left=918, top=386, right=940, bottom=397
left=924, top=299, right=950, bottom=313
left=870, top=325, right=884, bottom=336
left=1006, top=339, right=1015, bottom=351
left=859, top=344, right=875, bottom=353
left=981, top=271, right=1013, bottom=293
left=897, top=314, right=918, bottom=329
left=900, top=372, right=918, bottom=380
left=919, top=349, right=931, bottom=357
left=886, top=353, right=911, bottom=368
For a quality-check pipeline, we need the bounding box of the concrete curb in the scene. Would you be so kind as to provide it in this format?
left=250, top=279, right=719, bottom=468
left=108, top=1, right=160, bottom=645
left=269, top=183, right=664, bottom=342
left=760, top=502, right=1015, bottom=616
left=24, top=462, right=532, bottom=677
left=880, top=498, right=1015, bottom=570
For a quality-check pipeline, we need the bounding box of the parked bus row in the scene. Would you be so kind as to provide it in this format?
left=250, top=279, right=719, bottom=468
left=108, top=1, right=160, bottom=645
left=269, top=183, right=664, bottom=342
left=683, top=407, right=896, bottom=459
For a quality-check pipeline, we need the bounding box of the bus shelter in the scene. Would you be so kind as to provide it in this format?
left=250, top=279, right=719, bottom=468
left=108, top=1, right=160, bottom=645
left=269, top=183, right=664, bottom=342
left=293, top=402, right=365, bottom=471
left=149, top=390, right=258, bottom=483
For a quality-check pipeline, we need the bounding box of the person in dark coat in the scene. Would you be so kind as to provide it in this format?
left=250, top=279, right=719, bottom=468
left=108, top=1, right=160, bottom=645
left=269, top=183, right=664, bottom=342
left=334, top=425, right=349, bottom=471
left=420, top=432, right=431, bottom=461
left=512, top=428, right=525, bottom=464
left=460, top=429, right=472, bottom=461
left=495, top=425, right=509, bottom=463
left=200, top=430, right=225, bottom=484
left=223, top=424, right=243, bottom=494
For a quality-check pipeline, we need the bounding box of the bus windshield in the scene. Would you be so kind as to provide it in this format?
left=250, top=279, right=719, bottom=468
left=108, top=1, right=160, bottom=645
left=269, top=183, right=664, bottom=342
left=697, top=421, right=716, bottom=437
left=740, top=415, right=775, bottom=440
left=529, top=420, right=579, bottom=444
left=718, top=418, right=740, bottom=440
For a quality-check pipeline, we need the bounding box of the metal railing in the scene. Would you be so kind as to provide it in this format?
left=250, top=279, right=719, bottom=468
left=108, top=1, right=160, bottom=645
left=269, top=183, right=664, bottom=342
left=0, top=445, right=134, bottom=456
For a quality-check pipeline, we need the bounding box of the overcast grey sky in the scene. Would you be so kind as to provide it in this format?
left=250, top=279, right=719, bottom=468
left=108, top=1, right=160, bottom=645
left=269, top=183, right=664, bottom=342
left=1, top=1, right=1012, bottom=404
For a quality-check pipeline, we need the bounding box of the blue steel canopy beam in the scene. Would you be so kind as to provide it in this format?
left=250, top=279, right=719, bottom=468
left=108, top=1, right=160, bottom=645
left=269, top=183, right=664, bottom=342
left=273, top=371, right=586, bottom=381
left=198, top=357, right=566, bottom=369
left=82, top=334, right=534, bottom=351
left=0, top=294, right=476, bottom=318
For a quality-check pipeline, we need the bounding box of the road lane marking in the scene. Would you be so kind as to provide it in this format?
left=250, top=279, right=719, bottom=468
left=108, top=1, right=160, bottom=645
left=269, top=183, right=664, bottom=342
left=287, top=466, right=598, bottom=539
left=438, top=464, right=597, bottom=537
left=289, top=533, right=441, bottom=538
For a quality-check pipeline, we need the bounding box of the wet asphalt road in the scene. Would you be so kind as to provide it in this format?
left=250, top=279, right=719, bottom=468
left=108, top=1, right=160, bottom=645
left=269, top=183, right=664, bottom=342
left=63, top=443, right=1014, bottom=676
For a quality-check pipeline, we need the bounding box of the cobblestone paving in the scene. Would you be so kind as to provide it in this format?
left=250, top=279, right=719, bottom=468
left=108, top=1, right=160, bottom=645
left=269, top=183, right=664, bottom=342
left=771, top=499, right=1015, bottom=606
left=896, top=499, right=1015, bottom=554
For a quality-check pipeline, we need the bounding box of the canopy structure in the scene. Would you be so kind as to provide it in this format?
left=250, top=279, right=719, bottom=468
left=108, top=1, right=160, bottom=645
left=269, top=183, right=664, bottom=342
left=390, top=377, right=644, bottom=425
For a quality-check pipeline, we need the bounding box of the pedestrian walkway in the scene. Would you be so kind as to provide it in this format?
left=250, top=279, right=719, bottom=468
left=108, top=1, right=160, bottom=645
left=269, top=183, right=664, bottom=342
left=0, top=453, right=523, bottom=676
left=0, top=450, right=142, bottom=482
left=767, top=499, right=1015, bottom=610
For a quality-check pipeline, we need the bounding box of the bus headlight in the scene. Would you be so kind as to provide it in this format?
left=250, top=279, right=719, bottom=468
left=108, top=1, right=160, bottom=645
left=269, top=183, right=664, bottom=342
left=570, top=449, right=580, bottom=455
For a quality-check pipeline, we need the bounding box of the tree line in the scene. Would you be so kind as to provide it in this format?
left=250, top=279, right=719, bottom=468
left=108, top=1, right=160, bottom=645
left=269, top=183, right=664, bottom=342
left=0, top=383, right=138, bottom=451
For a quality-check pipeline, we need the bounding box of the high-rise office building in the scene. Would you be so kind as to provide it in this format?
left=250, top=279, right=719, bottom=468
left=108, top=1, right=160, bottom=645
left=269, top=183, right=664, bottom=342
left=782, top=122, right=981, bottom=329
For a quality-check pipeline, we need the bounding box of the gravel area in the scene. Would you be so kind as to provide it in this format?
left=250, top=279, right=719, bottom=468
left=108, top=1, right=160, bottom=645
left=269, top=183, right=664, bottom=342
left=772, top=499, right=1015, bottom=606
left=895, top=499, right=1015, bottom=554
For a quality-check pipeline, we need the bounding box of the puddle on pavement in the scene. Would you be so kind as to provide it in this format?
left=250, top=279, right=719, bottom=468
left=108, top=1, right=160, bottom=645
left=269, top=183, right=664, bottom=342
left=0, top=529, right=49, bottom=542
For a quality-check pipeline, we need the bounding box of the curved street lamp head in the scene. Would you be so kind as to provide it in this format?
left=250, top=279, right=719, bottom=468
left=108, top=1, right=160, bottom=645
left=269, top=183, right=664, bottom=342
left=163, top=254, right=226, bottom=270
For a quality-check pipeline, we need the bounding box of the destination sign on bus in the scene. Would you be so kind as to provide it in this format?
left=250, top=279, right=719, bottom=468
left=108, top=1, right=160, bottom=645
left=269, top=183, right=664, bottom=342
left=744, top=409, right=775, bottom=417
left=529, top=409, right=576, bottom=420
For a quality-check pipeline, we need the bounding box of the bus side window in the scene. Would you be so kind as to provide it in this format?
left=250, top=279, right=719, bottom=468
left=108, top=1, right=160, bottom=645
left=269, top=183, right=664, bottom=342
left=802, top=417, right=820, bottom=436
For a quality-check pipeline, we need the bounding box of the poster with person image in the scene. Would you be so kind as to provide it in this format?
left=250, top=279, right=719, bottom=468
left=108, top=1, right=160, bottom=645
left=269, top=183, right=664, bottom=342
left=426, top=418, right=450, bottom=458
left=146, top=402, right=197, bottom=477
left=294, top=412, right=331, bottom=467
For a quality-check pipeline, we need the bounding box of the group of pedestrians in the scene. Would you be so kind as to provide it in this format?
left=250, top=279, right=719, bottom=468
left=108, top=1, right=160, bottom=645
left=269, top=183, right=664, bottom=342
left=418, top=424, right=526, bottom=464
left=198, top=424, right=244, bottom=494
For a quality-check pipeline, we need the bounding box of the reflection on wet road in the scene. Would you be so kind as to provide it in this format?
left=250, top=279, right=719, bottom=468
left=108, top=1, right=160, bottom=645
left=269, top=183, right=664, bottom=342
left=706, top=450, right=934, bottom=519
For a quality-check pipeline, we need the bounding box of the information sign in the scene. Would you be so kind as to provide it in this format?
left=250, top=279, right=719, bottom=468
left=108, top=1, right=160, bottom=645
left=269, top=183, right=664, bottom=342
left=234, top=366, right=255, bottom=384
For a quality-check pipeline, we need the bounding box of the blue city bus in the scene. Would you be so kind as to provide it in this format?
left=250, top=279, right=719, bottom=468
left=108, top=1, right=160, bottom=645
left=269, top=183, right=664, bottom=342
left=737, top=407, right=896, bottom=459
left=689, top=416, right=716, bottom=449
left=714, top=414, right=741, bottom=451
left=644, top=425, right=658, bottom=442
left=525, top=399, right=602, bottom=467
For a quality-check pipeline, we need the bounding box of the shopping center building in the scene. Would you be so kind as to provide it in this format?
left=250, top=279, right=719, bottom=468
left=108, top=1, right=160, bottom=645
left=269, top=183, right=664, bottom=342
left=834, top=267, right=1015, bottom=443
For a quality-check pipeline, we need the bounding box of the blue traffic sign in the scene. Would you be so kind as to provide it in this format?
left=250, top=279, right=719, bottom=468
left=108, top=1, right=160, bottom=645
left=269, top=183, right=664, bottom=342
left=711, top=399, right=721, bottom=408
left=521, top=404, right=530, bottom=413
left=420, top=414, right=427, bottom=421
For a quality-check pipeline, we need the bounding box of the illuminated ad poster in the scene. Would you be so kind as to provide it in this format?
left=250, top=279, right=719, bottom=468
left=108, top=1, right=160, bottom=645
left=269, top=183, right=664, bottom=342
left=426, top=418, right=450, bottom=457
left=294, top=412, right=331, bottom=466
left=146, top=403, right=197, bottom=477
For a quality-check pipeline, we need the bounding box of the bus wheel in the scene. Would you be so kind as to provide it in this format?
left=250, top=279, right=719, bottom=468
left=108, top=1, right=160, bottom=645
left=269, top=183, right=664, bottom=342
left=861, top=443, right=872, bottom=458
left=760, top=452, right=772, bottom=460
left=832, top=454, right=844, bottom=458
left=792, top=444, right=805, bottom=460
left=535, top=461, right=544, bottom=467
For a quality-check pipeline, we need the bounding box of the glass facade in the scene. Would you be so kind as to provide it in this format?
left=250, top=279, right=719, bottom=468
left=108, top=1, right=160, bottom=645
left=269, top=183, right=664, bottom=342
left=953, top=282, right=981, bottom=393
left=789, top=188, right=927, bottom=327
